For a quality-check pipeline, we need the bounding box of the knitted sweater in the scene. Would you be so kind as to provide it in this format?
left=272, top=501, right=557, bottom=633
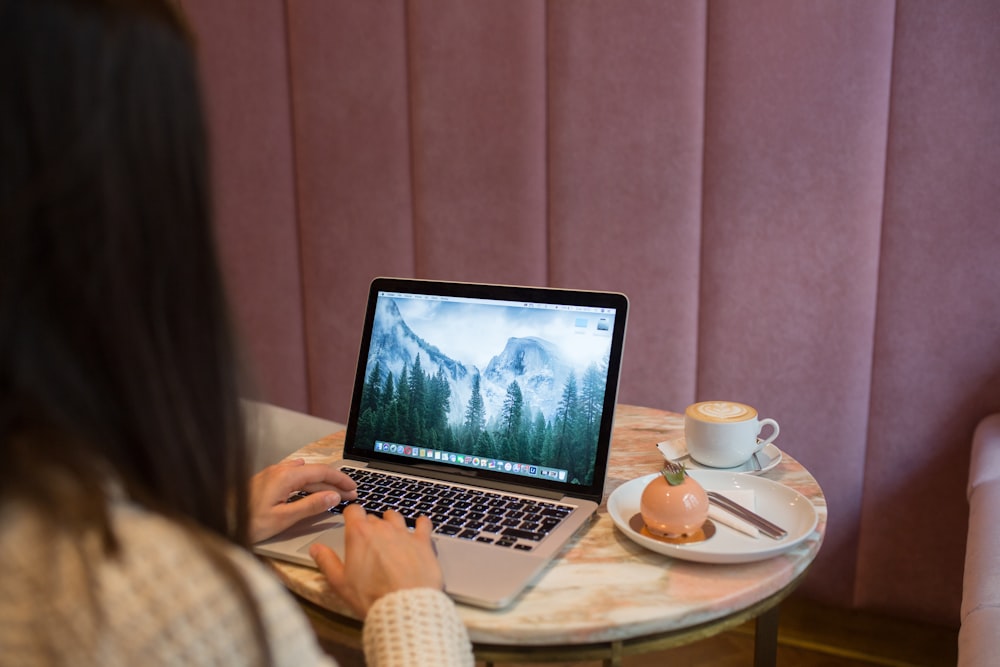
left=0, top=500, right=473, bottom=667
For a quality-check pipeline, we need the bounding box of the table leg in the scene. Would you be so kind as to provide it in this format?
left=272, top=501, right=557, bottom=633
left=753, top=604, right=780, bottom=667
left=601, top=640, right=623, bottom=667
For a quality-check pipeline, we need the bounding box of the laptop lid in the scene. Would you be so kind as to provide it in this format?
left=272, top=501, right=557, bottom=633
left=341, top=277, right=629, bottom=503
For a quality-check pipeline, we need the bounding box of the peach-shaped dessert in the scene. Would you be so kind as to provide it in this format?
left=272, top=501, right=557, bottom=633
left=640, top=466, right=709, bottom=537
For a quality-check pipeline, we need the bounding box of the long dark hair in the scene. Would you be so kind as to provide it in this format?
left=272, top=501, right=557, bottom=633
left=0, top=0, right=264, bottom=654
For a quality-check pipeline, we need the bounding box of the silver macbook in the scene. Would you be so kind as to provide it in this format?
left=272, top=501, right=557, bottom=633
left=254, top=277, right=628, bottom=609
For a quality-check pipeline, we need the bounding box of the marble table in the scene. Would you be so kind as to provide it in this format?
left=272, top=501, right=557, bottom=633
left=264, top=405, right=827, bottom=666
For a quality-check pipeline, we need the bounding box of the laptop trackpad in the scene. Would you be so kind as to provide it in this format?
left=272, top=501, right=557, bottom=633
left=298, top=525, right=545, bottom=609
left=298, top=521, right=347, bottom=556
left=434, top=538, right=548, bottom=609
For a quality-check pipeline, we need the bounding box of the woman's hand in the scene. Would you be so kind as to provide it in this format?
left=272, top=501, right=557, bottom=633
left=310, top=504, right=443, bottom=618
left=248, top=459, right=358, bottom=543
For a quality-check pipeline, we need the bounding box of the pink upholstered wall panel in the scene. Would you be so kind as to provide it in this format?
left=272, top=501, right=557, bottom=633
left=185, top=0, right=1000, bottom=627
left=181, top=0, right=308, bottom=409
left=287, top=1, right=551, bottom=417
left=285, top=2, right=415, bottom=419
left=406, top=2, right=548, bottom=284
left=857, top=0, right=1000, bottom=621
left=698, top=0, right=894, bottom=610
left=547, top=2, right=706, bottom=412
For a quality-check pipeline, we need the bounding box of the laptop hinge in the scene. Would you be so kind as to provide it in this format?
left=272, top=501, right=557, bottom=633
left=366, top=460, right=567, bottom=501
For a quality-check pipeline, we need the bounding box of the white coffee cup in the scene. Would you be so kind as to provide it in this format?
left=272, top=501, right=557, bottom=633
left=684, top=401, right=779, bottom=468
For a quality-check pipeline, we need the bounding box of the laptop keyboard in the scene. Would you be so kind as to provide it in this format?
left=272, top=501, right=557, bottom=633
left=327, top=466, right=574, bottom=552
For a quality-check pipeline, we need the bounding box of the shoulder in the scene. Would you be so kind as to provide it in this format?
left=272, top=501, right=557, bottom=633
left=0, top=500, right=336, bottom=667
left=111, top=502, right=337, bottom=667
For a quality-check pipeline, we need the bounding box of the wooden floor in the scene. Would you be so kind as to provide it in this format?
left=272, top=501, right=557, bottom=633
left=319, top=595, right=958, bottom=667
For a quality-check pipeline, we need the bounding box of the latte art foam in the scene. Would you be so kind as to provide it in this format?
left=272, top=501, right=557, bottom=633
left=687, top=401, right=757, bottom=423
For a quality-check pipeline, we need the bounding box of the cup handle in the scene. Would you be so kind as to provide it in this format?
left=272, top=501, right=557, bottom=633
left=755, top=418, right=780, bottom=451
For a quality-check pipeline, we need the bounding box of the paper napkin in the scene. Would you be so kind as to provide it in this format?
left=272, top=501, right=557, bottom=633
left=708, top=490, right=759, bottom=539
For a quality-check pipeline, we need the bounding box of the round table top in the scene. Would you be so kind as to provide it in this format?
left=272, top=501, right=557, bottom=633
left=264, top=404, right=827, bottom=647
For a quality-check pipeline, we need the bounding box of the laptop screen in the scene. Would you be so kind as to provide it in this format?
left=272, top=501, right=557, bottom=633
left=342, top=278, right=628, bottom=502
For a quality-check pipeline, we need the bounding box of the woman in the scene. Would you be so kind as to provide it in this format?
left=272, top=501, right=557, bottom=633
left=0, top=0, right=472, bottom=664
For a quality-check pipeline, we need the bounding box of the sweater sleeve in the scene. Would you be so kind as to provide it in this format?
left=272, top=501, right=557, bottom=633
left=362, top=588, right=474, bottom=667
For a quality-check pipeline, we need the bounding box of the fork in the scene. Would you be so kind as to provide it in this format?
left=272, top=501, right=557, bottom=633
left=662, top=461, right=787, bottom=539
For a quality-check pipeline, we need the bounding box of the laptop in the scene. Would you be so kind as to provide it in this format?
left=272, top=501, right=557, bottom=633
left=254, top=277, right=628, bottom=609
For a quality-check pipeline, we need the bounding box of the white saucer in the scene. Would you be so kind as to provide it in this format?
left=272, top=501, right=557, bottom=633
left=607, top=471, right=818, bottom=564
left=656, top=437, right=782, bottom=475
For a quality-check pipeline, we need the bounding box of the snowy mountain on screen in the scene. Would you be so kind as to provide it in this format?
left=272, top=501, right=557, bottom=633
left=366, top=300, right=573, bottom=425
left=480, top=336, right=570, bottom=423
left=367, top=299, right=473, bottom=423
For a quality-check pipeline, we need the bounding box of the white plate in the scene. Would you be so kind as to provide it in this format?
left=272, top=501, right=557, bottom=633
left=607, top=471, right=818, bottom=564
left=656, top=438, right=782, bottom=475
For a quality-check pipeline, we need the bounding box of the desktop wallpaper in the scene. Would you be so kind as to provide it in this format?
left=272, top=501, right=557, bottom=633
left=355, top=295, right=616, bottom=485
